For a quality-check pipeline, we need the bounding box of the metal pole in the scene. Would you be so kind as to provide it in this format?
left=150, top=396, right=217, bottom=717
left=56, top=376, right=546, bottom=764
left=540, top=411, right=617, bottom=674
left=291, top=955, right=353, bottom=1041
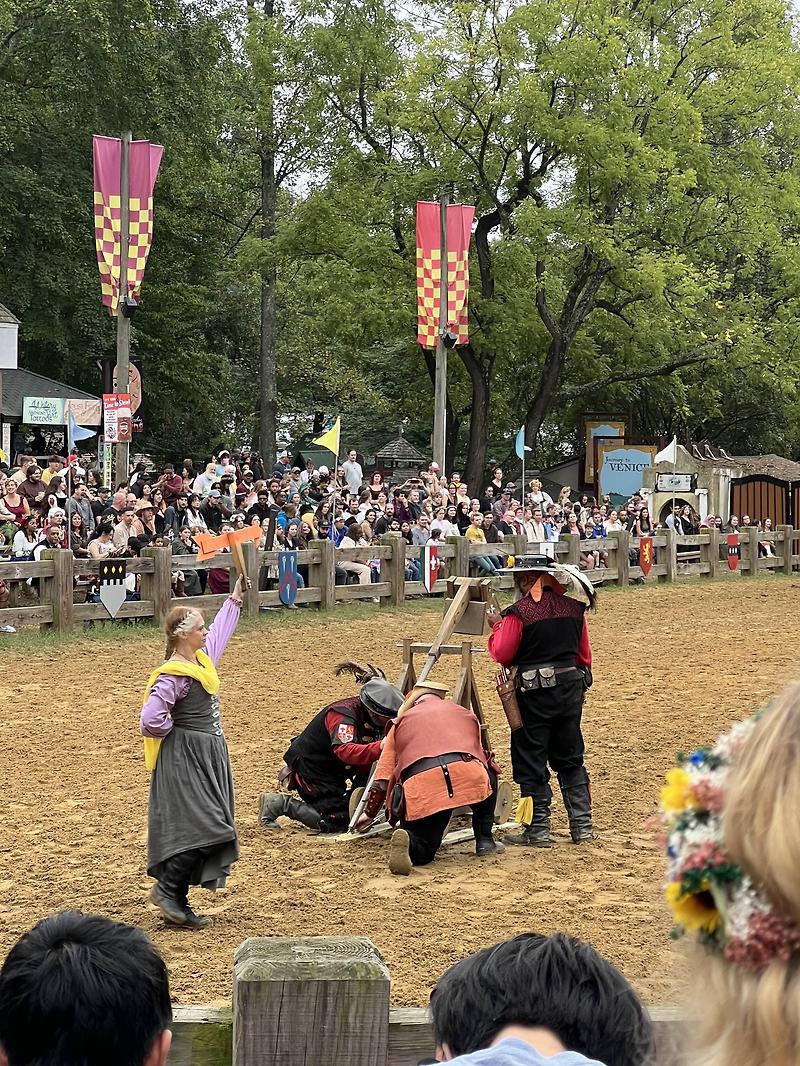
left=432, top=193, right=449, bottom=475
left=114, top=131, right=132, bottom=484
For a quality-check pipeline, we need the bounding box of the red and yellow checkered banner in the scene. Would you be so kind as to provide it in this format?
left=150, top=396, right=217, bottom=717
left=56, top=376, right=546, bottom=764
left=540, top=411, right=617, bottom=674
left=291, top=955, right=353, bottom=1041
left=92, top=136, right=164, bottom=316
left=416, top=201, right=475, bottom=348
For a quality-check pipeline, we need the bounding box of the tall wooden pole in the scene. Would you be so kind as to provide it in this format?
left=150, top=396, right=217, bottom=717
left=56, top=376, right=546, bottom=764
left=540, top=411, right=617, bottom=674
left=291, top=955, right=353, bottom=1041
left=114, top=131, right=132, bottom=483
left=432, top=193, right=449, bottom=475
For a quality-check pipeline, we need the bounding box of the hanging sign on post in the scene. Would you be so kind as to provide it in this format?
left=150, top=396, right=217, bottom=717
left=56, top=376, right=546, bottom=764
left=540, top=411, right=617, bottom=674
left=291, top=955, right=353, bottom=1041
left=103, top=393, right=132, bottom=444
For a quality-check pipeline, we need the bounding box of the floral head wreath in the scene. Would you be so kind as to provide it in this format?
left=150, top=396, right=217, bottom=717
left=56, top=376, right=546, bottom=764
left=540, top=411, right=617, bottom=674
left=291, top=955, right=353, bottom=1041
left=656, top=715, right=800, bottom=972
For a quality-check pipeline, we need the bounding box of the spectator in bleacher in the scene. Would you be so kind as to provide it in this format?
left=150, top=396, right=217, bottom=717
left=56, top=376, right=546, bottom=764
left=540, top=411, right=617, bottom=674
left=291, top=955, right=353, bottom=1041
left=479, top=484, right=496, bottom=512
left=16, top=465, right=48, bottom=516
left=66, top=482, right=94, bottom=532
left=0, top=910, right=173, bottom=1066
left=604, top=509, right=624, bottom=533
left=8, top=455, right=34, bottom=488
left=529, top=506, right=548, bottom=544
left=40, top=454, right=64, bottom=485
left=200, top=489, right=231, bottom=533
left=432, top=507, right=459, bottom=538
left=492, top=488, right=513, bottom=521
left=454, top=500, right=471, bottom=534
left=482, top=512, right=506, bottom=569
left=562, top=511, right=598, bottom=571
left=89, top=485, right=110, bottom=526
left=162, top=492, right=188, bottom=537
left=68, top=512, right=91, bottom=558
left=149, top=489, right=167, bottom=536
left=153, top=464, right=182, bottom=505
left=11, top=515, right=38, bottom=559
left=428, top=932, right=652, bottom=1065
left=725, top=514, right=740, bottom=533
left=633, top=507, right=652, bottom=537
left=465, top=513, right=501, bottom=577
left=341, top=449, right=363, bottom=495
left=113, top=507, right=136, bottom=549
left=33, top=522, right=64, bottom=562
left=192, top=461, right=217, bottom=498
left=172, top=526, right=202, bottom=595
left=664, top=504, right=684, bottom=533
left=759, top=517, right=776, bottom=557
left=411, top=515, right=431, bottom=546
left=528, top=478, right=553, bottom=510
left=132, top=499, right=157, bottom=541
left=338, top=521, right=373, bottom=589
left=183, top=494, right=208, bottom=532
left=680, top=504, right=697, bottom=534
left=88, top=521, right=115, bottom=560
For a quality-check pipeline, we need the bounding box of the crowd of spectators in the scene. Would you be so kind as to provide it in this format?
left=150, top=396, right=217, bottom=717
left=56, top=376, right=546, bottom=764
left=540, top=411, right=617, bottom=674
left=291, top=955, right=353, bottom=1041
left=0, top=444, right=783, bottom=628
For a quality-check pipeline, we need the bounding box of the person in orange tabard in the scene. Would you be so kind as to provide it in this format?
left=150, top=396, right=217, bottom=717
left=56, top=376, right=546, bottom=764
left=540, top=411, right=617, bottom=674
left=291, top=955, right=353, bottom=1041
left=355, top=683, right=504, bottom=875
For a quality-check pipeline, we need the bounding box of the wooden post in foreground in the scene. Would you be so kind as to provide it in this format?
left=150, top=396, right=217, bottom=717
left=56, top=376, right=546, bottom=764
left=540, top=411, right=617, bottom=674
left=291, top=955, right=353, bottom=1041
left=613, top=530, right=629, bottom=586
left=706, top=528, right=719, bottom=580
left=311, top=536, right=335, bottom=610
left=664, top=528, right=677, bottom=583
left=41, top=548, right=74, bottom=633
left=744, top=526, right=760, bottom=577
left=141, top=545, right=172, bottom=626
left=381, top=534, right=405, bottom=606
left=779, top=525, right=793, bottom=575
left=232, top=937, right=390, bottom=1066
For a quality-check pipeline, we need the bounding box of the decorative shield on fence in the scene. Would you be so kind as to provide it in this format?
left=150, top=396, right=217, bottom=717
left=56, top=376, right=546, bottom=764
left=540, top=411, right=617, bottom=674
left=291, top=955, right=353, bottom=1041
left=278, top=550, right=299, bottom=606
left=727, top=534, right=740, bottom=571
left=99, top=559, right=127, bottom=618
left=423, top=543, right=440, bottom=593
left=639, top=537, right=653, bottom=578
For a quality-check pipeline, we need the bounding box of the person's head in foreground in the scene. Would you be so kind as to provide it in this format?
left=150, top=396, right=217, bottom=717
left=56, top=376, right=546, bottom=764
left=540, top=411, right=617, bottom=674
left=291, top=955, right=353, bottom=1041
left=0, top=911, right=172, bottom=1066
left=657, top=682, right=800, bottom=1066
left=428, top=932, right=652, bottom=1065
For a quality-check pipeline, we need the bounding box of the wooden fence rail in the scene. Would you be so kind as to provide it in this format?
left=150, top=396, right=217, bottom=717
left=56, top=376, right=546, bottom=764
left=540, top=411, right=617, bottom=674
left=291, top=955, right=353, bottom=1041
left=168, top=936, right=685, bottom=1066
left=0, top=526, right=793, bottom=633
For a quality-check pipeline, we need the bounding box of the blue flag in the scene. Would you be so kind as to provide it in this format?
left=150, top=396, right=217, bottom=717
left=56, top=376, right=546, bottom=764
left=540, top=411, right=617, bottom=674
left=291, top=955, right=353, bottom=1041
left=68, top=409, right=96, bottom=450
left=515, top=425, right=532, bottom=460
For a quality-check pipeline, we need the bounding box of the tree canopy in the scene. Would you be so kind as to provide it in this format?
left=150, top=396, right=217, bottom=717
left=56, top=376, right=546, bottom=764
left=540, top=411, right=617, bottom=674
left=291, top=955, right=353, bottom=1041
left=2, top=0, right=799, bottom=477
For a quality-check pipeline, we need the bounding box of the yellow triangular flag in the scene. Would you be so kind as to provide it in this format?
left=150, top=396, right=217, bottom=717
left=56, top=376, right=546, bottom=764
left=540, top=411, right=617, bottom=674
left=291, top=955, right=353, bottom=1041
left=0, top=447, right=5, bottom=462
left=312, top=416, right=341, bottom=456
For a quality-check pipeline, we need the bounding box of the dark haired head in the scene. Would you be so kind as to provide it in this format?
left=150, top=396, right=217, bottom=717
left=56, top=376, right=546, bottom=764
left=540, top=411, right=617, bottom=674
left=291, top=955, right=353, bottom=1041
left=0, top=911, right=172, bottom=1066
left=430, top=932, right=652, bottom=1064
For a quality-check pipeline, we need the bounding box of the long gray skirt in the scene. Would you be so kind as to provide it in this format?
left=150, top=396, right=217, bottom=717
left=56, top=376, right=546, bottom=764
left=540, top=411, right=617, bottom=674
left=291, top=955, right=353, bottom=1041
left=147, top=726, right=239, bottom=889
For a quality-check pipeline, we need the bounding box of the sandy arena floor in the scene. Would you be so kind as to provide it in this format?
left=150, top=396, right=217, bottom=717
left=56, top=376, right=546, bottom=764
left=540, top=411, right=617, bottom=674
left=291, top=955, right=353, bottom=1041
left=1, top=577, right=799, bottom=1007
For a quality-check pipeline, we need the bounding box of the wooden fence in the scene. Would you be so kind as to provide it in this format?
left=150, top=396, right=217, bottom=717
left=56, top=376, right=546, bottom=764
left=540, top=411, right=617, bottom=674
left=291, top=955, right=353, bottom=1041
left=0, top=526, right=795, bottom=633
left=167, top=936, right=685, bottom=1066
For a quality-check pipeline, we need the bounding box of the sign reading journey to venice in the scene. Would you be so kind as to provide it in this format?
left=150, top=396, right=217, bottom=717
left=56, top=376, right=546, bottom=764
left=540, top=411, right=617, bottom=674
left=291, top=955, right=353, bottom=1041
left=597, top=443, right=658, bottom=505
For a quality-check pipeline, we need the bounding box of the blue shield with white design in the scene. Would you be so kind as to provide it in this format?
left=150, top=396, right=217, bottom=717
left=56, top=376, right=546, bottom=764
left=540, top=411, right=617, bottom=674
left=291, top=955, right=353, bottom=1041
left=278, top=550, right=299, bottom=606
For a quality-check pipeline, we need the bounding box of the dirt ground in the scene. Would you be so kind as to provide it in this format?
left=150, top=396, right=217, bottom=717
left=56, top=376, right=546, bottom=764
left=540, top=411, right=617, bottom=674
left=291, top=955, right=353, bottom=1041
left=1, top=577, right=799, bottom=1008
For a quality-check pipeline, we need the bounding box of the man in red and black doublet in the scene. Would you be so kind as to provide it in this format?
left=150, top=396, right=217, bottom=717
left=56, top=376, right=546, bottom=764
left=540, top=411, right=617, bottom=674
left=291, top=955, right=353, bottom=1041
left=258, top=676, right=404, bottom=832
left=488, top=557, right=595, bottom=847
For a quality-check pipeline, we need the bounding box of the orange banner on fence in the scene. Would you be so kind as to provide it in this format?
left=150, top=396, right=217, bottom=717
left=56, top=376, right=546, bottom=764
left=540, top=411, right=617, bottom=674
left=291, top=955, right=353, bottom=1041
left=192, top=525, right=261, bottom=562
left=416, top=201, right=475, bottom=348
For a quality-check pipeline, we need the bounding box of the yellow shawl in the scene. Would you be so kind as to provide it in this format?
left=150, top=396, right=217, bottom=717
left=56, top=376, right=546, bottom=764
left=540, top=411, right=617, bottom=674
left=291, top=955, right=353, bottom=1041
left=142, top=651, right=220, bottom=770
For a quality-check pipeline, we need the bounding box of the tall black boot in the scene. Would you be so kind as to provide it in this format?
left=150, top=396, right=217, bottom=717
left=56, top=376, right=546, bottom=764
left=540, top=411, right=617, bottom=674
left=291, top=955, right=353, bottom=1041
left=473, top=816, right=506, bottom=857
left=150, top=853, right=193, bottom=926
left=560, top=778, right=595, bottom=843
left=259, top=792, right=323, bottom=830
left=504, top=787, right=552, bottom=848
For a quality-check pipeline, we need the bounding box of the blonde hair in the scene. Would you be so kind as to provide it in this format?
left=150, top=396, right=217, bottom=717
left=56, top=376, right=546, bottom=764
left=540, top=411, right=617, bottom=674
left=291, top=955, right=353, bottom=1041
left=164, top=605, right=203, bottom=658
left=691, top=684, right=800, bottom=1066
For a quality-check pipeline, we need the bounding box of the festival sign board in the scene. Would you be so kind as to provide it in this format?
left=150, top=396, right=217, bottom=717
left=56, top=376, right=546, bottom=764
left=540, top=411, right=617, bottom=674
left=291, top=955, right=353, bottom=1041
left=22, top=396, right=65, bottom=425
left=596, top=443, right=658, bottom=509
left=583, top=418, right=625, bottom=483
left=656, top=473, right=695, bottom=493
left=103, top=393, right=132, bottom=444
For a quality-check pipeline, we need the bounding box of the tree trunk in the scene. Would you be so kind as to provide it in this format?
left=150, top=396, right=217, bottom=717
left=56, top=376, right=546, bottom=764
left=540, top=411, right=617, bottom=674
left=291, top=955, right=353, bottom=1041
left=523, top=335, right=566, bottom=454
left=258, top=0, right=277, bottom=471
left=460, top=344, right=490, bottom=489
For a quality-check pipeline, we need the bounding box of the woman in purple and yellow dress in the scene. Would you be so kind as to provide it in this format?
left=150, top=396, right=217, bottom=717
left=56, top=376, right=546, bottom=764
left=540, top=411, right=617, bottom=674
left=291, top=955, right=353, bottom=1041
left=140, top=575, right=245, bottom=928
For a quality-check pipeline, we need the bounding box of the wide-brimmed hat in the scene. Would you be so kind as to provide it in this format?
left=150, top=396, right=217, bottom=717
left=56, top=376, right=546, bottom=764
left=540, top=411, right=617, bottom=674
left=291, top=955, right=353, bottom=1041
left=499, top=554, right=597, bottom=607
left=134, top=498, right=154, bottom=513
